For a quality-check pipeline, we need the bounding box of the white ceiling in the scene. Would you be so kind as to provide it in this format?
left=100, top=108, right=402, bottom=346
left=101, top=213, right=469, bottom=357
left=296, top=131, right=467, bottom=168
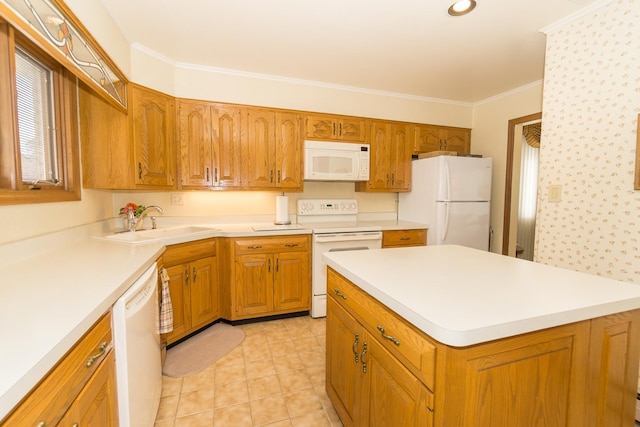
left=99, top=0, right=600, bottom=103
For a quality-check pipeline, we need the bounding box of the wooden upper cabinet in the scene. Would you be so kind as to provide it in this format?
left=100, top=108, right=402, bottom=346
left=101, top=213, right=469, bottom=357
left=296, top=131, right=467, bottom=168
left=356, top=121, right=412, bottom=192
left=305, top=113, right=367, bottom=141
left=413, top=124, right=470, bottom=155
left=276, top=111, right=303, bottom=190
left=211, top=104, right=243, bottom=188
left=79, top=83, right=132, bottom=189
left=130, top=84, right=176, bottom=188
left=178, top=100, right=213, bottom=188
left=244, top=108, right=276, bottom=188
left=243, top=107, right=303, bottom=190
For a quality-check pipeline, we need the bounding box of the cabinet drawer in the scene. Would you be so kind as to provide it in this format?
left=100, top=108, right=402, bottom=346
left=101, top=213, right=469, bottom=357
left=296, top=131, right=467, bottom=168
left=3, top=312, right=112, bottom=426
left=382, top=229, right=427, bottom=248
left=163, top=238, right=217, bottom=266
left=234, top=235, right=309, bottom=255
left=328, top=268, right=436, bottom=390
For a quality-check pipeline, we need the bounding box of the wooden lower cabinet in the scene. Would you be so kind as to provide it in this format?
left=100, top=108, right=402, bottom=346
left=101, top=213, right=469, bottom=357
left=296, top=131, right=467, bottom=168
left=1, top=312, right=116, bottom=426
left=162, top=239, right=219, bottom=344
left=382, top=229, right=427, bottom=248
left=225, top=235, right=311, bottom=320
left=58, top=351, right=119, bottom=426
left=327, top=297, right=433, bottom=427
left=326, top=268, right=640, bottom=427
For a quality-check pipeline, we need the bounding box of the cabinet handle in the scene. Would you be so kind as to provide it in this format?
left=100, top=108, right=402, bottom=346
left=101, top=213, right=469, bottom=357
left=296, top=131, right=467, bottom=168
left=276, top=259, right=279, bottom=272
left=392, top=174, right=395, bottom=186
left=400, top=237, right=411, bottom=241
left=138, top=162, right=143, bottom=180
left=270, top=170, right=274, bottom=183
left=334, top=289, right=347, bottom=299
left=185, top=268, right=189, bottom=284
left=277, top=170, right=281, bottom=183
left=386, top=174, right=390, bottom=186
left=339, top=123, right=343, bottom=136
left=333, top=122, right=336, bottom=136
left=206, top=167, right=210, bottom=182
left=427, top=406, right=434, bottom=413
left=268, top=258, right=271, bottom=272
left=215, top=167, right=218, bottom=183
left=284, top=243, right=299, bottom=247
left=377, top=325, right=400, bottom=346
left=36, top=422, right=46, bottom=427
left=193, top=267, right=197, bottom=282
left=72, top=424, right=79, bottom=427
left=361, top=342, right=368, bottom=373
left=86, top=341, right=107, bottom=367
left=352, top=332, right=360, bottom=363
left=247, top=245, right=263, bottom=250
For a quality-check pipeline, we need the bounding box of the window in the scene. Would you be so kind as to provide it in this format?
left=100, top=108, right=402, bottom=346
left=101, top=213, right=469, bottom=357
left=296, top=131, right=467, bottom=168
left=0, top=20, right=80, bottom=204
left=15, top=48, right=58, bottom=185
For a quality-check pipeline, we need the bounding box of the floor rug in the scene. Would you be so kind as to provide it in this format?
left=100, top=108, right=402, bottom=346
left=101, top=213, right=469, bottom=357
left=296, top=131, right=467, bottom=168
left=163, top=323, right=245, bottom=377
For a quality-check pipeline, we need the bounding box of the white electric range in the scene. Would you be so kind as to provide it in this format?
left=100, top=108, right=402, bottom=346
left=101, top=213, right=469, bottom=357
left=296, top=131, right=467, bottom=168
left=297, top=199, right=382, bottom=317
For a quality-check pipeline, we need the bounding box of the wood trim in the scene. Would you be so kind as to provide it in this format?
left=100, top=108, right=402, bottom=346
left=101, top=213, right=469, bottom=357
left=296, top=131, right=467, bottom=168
left=635, top=114, right=640, bottom=190
left=502, top=112, right=541, bottom=255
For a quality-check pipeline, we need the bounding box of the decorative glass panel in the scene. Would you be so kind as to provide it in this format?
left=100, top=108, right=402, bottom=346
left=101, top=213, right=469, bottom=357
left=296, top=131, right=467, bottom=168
left=1, top=0, right=126, bottom=108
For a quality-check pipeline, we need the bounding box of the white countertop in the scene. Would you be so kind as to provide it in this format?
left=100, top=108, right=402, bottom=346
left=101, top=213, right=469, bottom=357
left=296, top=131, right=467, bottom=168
left=323, top=245, right=640, bottom=347
left=0, top=219, right=313, bottom=420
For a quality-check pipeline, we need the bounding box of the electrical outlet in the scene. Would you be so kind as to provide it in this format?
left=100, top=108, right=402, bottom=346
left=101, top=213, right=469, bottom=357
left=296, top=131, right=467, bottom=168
left=548, top=185, right=562, bottom=202
left=171, top=193, right=184, bottom=206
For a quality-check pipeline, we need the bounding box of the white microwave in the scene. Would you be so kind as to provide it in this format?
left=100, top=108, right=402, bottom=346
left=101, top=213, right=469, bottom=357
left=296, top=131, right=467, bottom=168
left=304, top=140, right=370, bottom=182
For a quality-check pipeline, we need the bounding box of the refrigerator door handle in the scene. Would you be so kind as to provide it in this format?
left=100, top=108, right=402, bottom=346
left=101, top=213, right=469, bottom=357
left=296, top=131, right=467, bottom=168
left=441, top=202, right=450, bottom=243
left=443, top=160, right=451, bottom=201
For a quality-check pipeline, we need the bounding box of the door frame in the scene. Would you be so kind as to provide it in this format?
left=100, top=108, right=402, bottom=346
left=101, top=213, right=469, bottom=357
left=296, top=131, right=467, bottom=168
left=501, top=112, right=542, bottom=255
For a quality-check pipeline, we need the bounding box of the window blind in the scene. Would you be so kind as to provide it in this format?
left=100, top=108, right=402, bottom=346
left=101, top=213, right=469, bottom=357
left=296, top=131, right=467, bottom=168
left=15, top=49, right=57, bottom=184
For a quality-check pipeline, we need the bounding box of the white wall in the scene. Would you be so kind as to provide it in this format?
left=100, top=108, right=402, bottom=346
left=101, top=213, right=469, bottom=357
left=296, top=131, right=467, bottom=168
left=535, top=0, right=640, bottom=283
left=471, top=84, right=543, bottom=253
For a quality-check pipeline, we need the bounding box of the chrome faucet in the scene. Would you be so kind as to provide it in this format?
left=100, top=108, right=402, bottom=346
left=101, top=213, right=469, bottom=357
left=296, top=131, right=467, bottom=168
left=126, top=205, right=164, bottom=232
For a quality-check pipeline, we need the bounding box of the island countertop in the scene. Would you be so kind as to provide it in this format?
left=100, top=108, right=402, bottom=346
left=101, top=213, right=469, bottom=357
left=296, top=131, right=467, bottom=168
left=323, top=245, right=640, bottom=347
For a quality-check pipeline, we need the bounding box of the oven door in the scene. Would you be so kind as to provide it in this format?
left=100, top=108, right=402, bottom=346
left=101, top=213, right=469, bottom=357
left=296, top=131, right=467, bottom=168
left=311, top=231, right=382, bottom=317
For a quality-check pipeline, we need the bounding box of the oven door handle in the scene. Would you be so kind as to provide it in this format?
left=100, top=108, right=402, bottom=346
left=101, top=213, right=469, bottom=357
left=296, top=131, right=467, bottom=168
left=328, top=246, right=371, bottom=252
left=314, top=232, right=382, bottom=243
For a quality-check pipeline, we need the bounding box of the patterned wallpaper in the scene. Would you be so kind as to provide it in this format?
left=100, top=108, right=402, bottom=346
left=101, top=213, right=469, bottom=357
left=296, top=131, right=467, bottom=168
left=536, top=0, right=640, bottom=283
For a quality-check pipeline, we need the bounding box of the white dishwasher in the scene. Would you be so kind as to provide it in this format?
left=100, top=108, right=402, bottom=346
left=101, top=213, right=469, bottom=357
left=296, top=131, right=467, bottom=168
left=113, top=263, right=162, bottom=427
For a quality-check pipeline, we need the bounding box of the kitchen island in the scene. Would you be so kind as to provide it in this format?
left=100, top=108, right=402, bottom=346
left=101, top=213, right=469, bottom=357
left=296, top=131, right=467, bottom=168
left=324, top=245, right=640, bottom=426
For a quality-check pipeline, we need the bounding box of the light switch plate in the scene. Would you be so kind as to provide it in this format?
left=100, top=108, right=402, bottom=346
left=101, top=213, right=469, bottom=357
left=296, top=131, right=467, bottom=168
left=171, top=193, right=184, bottom=206
left=548, top=185, right=562, bottom=202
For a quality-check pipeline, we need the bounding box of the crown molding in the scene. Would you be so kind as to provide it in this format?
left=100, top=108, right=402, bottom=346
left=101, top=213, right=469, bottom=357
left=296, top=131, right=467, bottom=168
left=540, top=0, right=616, bottom=34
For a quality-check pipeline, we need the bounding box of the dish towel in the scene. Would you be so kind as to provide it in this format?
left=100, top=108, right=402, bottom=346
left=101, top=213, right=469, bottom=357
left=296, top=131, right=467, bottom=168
left=159, top=268, right=174, bottom=334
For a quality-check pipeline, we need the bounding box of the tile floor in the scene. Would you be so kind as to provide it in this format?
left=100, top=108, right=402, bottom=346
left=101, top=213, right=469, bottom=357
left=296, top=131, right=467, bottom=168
left=154, top=316, right=343, bottom=426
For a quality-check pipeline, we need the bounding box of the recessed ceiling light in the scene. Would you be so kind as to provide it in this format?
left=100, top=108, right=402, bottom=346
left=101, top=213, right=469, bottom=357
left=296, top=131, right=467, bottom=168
left=448, top=0, right=477, bottom=16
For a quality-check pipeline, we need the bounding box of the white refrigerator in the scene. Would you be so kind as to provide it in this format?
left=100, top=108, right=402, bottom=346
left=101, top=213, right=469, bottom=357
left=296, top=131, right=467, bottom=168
left=398, top=156, right=492, bottom=250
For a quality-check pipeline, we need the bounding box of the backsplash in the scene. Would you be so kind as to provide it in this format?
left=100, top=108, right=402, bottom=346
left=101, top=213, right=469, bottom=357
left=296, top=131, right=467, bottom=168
left=536, top=0, right=640, bottom=282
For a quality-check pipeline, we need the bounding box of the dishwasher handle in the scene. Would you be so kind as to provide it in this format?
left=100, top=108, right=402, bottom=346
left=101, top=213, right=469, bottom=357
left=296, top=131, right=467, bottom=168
left=314, top=232, right=382, bottom=243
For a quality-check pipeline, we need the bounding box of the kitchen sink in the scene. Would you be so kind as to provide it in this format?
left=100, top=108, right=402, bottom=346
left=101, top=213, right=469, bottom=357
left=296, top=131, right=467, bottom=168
left=101, top=225, right=219, bottom=244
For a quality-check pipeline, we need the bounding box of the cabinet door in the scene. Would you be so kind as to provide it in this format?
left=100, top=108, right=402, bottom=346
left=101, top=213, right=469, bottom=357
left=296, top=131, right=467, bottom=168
left=413, top=124, right=441, bottom=154
left=389, top=123, right=411, bottom=191
left=305, top=114, right=336, bottom=139
left=326, top=297, right=363, bottom=426
left=165, top=264, right=190, bottom=343
left=189, top=256, right=219, bottom=329
left=443, top=127, right=471, bottom=154
left=275, top=112, right=302, bottom=190
left=58, top=351, right=119, bottom=427
left=338, top=117, right=367, bottom=141
left=212, top=104, right=243, bottom=187
left=130, top=85, right=176, bottom=188
left=274, top=251, right=310, bottom=312
left=360, top=338, right=433, bottom=427
left=178, top=100, right=212, bottom=188
left=367, top=121, right=392, bottom=190
left=244, top=108, right=276, bottom=188
left=235, top=254, right=274, bottom=316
